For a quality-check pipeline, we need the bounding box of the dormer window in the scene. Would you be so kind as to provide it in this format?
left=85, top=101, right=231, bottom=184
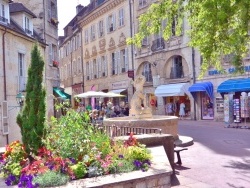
left=0, top=2, right=9, bottom=24
left=25, top=16, right=32, bottom=34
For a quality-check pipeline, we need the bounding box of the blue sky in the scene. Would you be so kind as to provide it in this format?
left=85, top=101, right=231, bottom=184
left=58, top=0, right=90, bottom=36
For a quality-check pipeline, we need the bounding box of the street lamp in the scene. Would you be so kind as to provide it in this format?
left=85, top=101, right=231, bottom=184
left=16, top=92, right=24, bottom=107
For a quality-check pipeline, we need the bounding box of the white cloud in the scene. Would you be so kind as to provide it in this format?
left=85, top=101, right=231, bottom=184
left=58, top=0, right=90, bottom=36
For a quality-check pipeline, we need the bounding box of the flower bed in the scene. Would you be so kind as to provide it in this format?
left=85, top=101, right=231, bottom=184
left=0, top=110, right=152, bottom=187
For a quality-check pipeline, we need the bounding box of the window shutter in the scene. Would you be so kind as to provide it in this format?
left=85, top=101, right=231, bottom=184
left=106, top=17, right=109, bottom=33
left=125, top=48, right=129, bottom=71
left=49, top=44, right=52, bottom=64
left=105, top=55, right=108, bottom=76
left=97, top=57, right=101, bottom=77
left=113, top=13, right=116, bottom=30
left=114, top=52, right=118, bottom=74
left=117, top=51, right=121, bottom=73
left=1, top=101, right=9, bottom=135
left=90, top=61, right=93, bottom=79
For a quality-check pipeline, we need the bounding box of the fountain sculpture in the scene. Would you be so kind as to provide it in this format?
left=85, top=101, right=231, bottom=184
left=103, top=75, right=179, bottom=139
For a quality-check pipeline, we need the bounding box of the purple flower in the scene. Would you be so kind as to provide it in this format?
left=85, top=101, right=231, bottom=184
left=69, top=157, right=76, bottom=164
left=5, top=174, right=17, bottom=186
left=143, top=160, right=151, bottom=166
left=133, top=160, right=142, bottom=168
left=18, top=174, right=37, bottom=188
left=118, top=155, right=124, bottom=159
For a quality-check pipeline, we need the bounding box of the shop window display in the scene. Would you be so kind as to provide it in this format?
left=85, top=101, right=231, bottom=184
left=201, top=93, right=214, bottom=120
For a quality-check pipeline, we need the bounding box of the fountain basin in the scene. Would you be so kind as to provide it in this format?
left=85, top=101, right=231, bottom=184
left=103, top=115, right=178, bottom=139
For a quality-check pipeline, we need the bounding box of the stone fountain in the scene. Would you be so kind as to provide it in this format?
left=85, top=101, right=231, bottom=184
left=103, top=75, right=179, bottom=140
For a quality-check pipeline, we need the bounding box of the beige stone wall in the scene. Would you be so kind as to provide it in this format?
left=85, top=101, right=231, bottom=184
left=0, top=27, right=46, bottom=146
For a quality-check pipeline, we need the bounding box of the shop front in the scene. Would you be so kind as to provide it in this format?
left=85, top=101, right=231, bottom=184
left=218, top=78, right=250, bottom=126
left=155, top=83, right=191, bottom=118
left=72, top=83, right=83, bottom=109
left=188, top=81, right=214, bottom=120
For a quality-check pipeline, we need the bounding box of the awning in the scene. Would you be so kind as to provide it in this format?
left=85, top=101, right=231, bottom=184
left=155, top=83, right=190, bottom=97
left=53, top=88, right=71, bottom=99
left=109, top=89, right=126, bottom=94
left=217, top=78, right=250, bottom=94
left=188, top=81, right=214, bottom=101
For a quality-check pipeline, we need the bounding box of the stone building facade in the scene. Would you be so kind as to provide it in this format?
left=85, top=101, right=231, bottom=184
left=59, top=0, right=134, bottom=109
left=0, top=0, right=47, bottom=146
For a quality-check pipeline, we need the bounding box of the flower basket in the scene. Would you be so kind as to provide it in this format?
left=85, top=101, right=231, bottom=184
left=53, top=61, right=59, bottom=68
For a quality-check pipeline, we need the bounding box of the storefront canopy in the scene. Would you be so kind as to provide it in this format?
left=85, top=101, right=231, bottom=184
left=188, top=81, right=214, bottom=101
left=53, top=88, right=71, bottom=99
left=109, top=89, right=126, bottom=94
left=155, top=83, right=190, bottom=97
left=217, top=78, right=250, bottom=94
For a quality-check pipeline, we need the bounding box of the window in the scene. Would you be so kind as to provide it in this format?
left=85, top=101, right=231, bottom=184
left=67, top=63, right=72, bottom=77
left=142, top=36, right=148, bottom=46
left=85, top=29, right=89, bottom=44
left=72, top=37, right=75, bottom=51
left=170, top=56, right=183, bottom=79
left=98, top=20, right=104, bottom=37
left=139, top=0, right=147, bottom=8
left=48, top=1, right=57, bottom=19
left=93, top=59, right=97, bottom=78
left=118, top=8, right=124, bottom=27
left=142, top=62, right=153, bottom=82
left=107, top=14, right=116, bottom=33
left=101, top=56, right=107, bottom=77
left=73, top=60, right=77, bottom=75
left=18, top=53, right=26, bottom=91
left=49, top=43, right=57, bottom=63
left=25, top=17, right=32, bottom=34
left=78, top=57, right=82, bottom=73
left=0, top=4, right=7, bottom=23
left=111, top=52, right=118, bottom=75
left=120, top=49, right=128, bottom=73
left=90, top=24, right=96, bottom=41
left=86, top=61, right=90, bottom=80
left=172, top=16, right=178, bottom=36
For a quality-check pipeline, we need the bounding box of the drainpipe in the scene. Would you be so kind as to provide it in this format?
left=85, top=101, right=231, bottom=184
left=192, top=47, right=197, bottom=120
left=2, top=27, right=9, bottom=144
left=129, top=0, right=135, bottom=94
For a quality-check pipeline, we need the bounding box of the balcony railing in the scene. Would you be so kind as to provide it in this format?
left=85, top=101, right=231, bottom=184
left=151, top=38, right=165, bottom=52
left=170, top=66, right=184, bottom=79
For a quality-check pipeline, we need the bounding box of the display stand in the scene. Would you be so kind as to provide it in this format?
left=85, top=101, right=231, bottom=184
left=224, top=94, right=234, bottom=128
left=240, top=92, right=249, bottom=129
left=233, top=98, right=241, bottom=128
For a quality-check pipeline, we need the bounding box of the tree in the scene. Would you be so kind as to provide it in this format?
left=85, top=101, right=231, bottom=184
left=127, top=0, right=250, bottom=77
left=16, top=44, right=46, bottom=155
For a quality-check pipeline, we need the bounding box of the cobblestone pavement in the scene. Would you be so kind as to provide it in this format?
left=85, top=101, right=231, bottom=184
left=172, top=119, right=250, bottom=188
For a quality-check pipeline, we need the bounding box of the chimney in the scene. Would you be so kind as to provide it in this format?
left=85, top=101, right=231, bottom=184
left=76, top=4, right=84, bottom=14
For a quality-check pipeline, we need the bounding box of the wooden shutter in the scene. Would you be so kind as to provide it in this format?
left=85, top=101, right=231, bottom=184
left=1, top=101, right=9, bottom=135
left=125, top=48, right=129, bottom=71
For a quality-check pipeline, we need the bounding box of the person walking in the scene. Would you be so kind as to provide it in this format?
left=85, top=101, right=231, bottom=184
left=179, top=101, right=185, bottom=120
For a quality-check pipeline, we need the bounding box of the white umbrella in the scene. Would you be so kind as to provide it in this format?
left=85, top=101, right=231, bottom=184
left=75, top=91, right=125, bottom=98
left=75, top=91, right=108, bottom=98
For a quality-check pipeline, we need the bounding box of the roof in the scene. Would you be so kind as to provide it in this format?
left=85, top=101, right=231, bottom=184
left=9, top=2, right=37, bottom=18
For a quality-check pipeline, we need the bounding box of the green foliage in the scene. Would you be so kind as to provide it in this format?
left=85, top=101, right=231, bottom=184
left=43, top=109, right=94, bottom=159
left=109, top=158, right=135, bottom=174
left=70, top=162, right=87, bottom=179
left=16, top=43, right=46, bottom=155
left=32, top=171, right=69, bottom=187
left=128, top=146, right=152, bottom=162
left=128, top=0, right=250, bottom=77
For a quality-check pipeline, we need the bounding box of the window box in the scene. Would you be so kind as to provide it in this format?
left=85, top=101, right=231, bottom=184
left=53, top=61, right=59, bottom=68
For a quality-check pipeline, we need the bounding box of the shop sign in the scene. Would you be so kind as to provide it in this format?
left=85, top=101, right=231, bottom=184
left=111, top=81, right=128, bottom=89
left=208, top=65, right=250, bottom=76
left=128, top=70, right=134, bottom=78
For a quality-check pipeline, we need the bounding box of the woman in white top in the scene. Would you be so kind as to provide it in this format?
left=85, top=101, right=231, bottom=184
left=179, top=101, right=185, bottom=119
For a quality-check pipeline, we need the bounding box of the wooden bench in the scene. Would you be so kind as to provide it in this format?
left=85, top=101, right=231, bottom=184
left=174, top=147, right=188, bottom=165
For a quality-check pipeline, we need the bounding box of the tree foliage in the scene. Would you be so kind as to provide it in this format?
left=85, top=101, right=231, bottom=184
left=16, top=44, right=46, bottom=155
left=127, top=0, right=250, bottom=76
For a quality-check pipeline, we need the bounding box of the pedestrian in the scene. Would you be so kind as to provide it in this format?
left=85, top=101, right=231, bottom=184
left=179, top=101, right=185, bottom=120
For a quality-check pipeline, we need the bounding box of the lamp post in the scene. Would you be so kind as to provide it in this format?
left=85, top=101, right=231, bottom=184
left=16, top=92, right=24, bottom=107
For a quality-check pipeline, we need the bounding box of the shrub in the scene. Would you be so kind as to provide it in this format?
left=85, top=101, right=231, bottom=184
left=32, top=171, right=69, bottom=187
left=70, top=162, right=87, bottom=179
left=43, top=109, right=94, bottom=159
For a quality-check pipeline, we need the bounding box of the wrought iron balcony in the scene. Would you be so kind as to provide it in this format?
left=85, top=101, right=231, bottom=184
left=170, top=66, right=184, bottom=79
left=151, top=38, right=165, bottom=52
